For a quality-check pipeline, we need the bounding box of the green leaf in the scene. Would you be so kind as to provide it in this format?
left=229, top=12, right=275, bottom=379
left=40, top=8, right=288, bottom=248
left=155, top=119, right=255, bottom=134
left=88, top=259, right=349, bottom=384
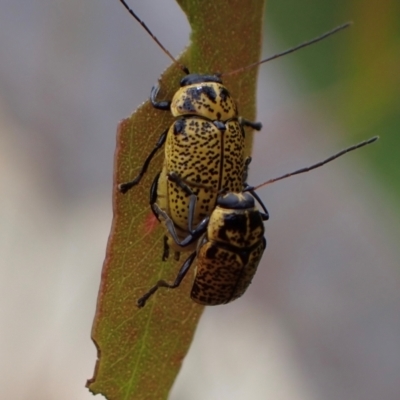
left=87, top=1, right=266, bottom=399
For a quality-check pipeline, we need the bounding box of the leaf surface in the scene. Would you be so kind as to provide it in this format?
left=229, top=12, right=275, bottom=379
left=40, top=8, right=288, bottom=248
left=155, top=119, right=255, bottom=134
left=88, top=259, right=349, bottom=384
left=87, top=1, right=266, bottom=399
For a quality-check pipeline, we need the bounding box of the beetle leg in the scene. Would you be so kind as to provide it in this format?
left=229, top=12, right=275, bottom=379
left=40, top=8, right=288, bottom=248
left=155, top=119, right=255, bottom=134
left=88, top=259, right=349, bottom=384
left=187, top=190, right=207, bottom=234
left=150, top=85, right=171, bottom=110
left=167, top=171, right=209, bottom=234
left=161, top=235, right=181, bottom=261
left=152, top=203, right=208, bottom=247
left=239, top=116, right=262, bottom=131
left=242, top=156, right=252, bottom=186
left=162, top=235, right=169, bottom=261
left=149, top=172, right=161, bottom=219
left=149, top=173, right=175, bottom=261
left=244, top=185, right=269, bottom=220
left=137, top=251, right=196, bottom=307
left=167, top=171, right=196, bottom=196
left=118, top=129, right=168, bottom=194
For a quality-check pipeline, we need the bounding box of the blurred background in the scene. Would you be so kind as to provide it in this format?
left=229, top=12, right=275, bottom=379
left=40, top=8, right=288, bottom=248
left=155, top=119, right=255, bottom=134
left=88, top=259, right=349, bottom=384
left=0, top=0, right=399, bottom=399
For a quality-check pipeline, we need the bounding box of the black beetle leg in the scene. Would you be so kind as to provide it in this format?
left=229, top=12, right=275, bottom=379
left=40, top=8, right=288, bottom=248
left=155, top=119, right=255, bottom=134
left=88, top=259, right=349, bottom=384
left=137, top=251, right=196, bottom=308
left=167, top=171, right=207, bottom=234
left=162, top=235, right=169, bottom=261
left=118, top=129, right=168, bottom=194
left=150, top=85, right=171, bottom=110
left=239, top=116, right=262, bottom=131
left=152, top=203, right=208, bottom=248
left=244, top=184, right=269, bottom=220
left=149, top=172, right=161, bottom=218
left=242, top=156, right=252, bottom=186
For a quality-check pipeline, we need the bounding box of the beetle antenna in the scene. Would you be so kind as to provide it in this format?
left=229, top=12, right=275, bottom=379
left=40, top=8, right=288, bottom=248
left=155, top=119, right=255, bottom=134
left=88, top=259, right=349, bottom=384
left=118, top=0, right=189, bottom=74
left=246, top=136, right=378, bottom=191
left=222, top=22, right=352, bottom=77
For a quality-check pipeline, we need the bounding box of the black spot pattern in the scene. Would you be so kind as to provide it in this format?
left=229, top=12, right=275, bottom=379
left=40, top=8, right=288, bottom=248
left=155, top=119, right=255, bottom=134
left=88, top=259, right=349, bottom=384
left=192, top=238, right=265, bottom=305
left=161, top=112, right=246, bottom=234
left=188, top=201, right=266, bottom=305
left=171, top=82, right=238, bottom=121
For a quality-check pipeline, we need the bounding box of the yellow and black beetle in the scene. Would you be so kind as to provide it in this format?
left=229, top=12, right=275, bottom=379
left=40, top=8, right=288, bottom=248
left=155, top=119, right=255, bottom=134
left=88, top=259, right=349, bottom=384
left=138, top=187, right=269, bottom=307
left=120, top=73, right=262, bottom=259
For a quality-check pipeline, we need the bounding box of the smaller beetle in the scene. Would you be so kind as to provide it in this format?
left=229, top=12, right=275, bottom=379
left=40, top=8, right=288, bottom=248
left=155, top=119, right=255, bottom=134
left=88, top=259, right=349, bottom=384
left=138, top=188, right=269, bottom=307
left=137, top=136, right=379, bottom=307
